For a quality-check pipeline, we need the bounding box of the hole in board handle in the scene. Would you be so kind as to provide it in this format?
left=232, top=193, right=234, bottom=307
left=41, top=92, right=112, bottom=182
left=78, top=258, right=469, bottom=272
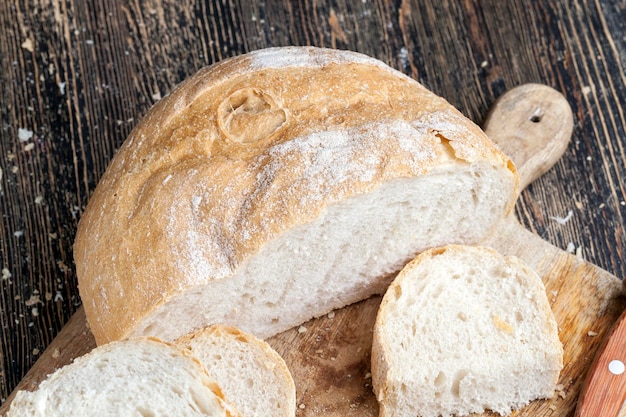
left=530, top=107, right=544, bottom=123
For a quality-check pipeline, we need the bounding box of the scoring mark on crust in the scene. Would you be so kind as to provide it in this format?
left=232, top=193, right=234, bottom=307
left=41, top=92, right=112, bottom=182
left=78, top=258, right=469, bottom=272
left=218, top=87, right=287, bottom=144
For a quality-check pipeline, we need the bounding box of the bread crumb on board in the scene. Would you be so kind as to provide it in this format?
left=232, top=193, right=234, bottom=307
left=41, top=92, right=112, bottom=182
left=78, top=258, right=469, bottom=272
left=576, top=246, right=583, bottom=259
left=25, top=294, right=42, bottom=306
left=1, top=268, right=11, bottom=280
left=21, top=38, right=34, bottom=52
left=550, top=210, right=573, bottom=225
left=550, top=290, right=558, bottom=303
left=18, top=127, right=33, bottom=142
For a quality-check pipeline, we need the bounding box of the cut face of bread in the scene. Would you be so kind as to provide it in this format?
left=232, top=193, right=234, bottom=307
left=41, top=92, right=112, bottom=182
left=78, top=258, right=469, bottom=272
left=372, top=245, right=563, bottom=417
left=74, top=46, right=518, bottom=344
left=129, top=160, right=514, bottom=342
left=176, top=325, right=296, bottom=417
left=6, top=338, right=238, bottom=417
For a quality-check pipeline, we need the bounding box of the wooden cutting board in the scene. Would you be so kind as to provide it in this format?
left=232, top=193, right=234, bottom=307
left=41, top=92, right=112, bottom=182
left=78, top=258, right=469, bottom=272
left=1, top=84, right=624, bottom=416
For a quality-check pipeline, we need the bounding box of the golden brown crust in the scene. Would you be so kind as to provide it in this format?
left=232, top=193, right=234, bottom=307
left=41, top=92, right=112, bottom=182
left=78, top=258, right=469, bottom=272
left=74, top=47, right=517, bottom=344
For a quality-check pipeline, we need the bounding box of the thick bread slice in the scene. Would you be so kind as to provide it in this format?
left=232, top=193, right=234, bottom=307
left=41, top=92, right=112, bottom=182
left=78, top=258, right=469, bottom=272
left=74, top=46, right=518, bottom=344
left=372, top=245, right=563, bottom=417
left=177, top=324, right=296, bottom=417
left=6, top=338, right=239, bottom=417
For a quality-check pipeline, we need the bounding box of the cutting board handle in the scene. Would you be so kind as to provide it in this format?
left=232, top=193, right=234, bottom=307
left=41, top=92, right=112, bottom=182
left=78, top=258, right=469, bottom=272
left=485, top=85, right=626, bottom=417
left=482, top=83, right=574, bottom=189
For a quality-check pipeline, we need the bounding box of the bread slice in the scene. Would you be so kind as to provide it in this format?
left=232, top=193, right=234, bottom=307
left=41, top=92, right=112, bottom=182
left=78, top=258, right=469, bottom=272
left=6, top=338, right=239, bottom=417
left=176, top=324, right=296, bottom=417
left=74, top=46, right=519, bottom=344
left=372, top=245, right=563, bottom=417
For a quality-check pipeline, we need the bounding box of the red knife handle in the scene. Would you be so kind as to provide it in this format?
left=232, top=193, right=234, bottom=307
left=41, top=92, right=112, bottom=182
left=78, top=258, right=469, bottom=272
left=575, top=306, right=626, bottom=417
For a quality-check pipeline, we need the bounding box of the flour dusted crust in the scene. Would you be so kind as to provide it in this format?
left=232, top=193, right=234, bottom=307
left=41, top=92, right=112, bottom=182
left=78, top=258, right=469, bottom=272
left=75, top=47, right=518, bottom=344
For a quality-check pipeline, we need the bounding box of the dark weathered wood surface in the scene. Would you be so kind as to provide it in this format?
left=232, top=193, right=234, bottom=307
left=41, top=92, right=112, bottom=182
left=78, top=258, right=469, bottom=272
left=0, top=0, right=625, bottom=407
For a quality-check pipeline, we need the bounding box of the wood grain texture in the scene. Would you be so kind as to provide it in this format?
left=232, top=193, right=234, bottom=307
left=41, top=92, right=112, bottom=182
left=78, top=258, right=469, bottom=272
left=1, top=0, right=625, bottom=408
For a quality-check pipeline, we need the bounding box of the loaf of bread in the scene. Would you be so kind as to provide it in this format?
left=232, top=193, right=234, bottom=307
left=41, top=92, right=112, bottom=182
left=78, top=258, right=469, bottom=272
left=6, top=338, right=240, bottom=417
left=176, top=324, right=296, bottom=417
left=371, top=245, right=563, bottom=417
left=74, top=46, right=518, bottom=344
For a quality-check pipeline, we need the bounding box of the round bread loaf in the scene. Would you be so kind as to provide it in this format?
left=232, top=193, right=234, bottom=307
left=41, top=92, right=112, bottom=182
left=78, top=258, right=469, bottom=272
left=74, top=46, right=518, bottom=344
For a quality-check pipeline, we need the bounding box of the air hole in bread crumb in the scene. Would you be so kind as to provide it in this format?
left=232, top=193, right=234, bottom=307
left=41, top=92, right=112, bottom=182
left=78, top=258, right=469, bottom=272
left=471, top=188, right=479, bottom=206
left=136, top=407, right=156, bottom=417
left=394, top=284, right=402, bottom=300
left=190, top=387, right=217, bottom=414
left=434, top=371, right=446, bottom=388
left=431, top=284, right=444, bottom=299
left=452, top=370, right=468, bottom=398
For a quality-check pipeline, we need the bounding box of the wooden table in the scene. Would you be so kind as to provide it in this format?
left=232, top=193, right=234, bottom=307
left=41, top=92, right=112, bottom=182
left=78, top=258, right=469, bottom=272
left=1, top=0, right=625, bottom=408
